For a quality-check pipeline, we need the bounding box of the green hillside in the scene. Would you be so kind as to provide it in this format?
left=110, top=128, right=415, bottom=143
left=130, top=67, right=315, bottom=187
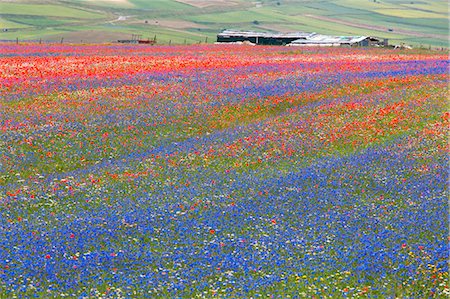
left=0, top=0, right=448, bottom=47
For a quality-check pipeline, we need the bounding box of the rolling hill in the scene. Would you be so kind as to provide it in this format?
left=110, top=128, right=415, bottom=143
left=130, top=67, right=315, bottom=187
left=0, top=0, right=448, bottom=47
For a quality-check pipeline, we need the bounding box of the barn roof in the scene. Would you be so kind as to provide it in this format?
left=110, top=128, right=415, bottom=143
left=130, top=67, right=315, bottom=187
left=290, top=34, right=368, bottom=45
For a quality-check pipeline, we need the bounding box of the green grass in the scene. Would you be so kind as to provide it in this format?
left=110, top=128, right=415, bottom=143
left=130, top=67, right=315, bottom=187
left=0, top=18, right=31, bottom=29
left=0, top=28, right=64, bottom=40
left=336, top=0, right=401, bottom=10
left=129, top=0, right=192, bottom=10
left=400, top=1, right=449, bottom=13
left=3, top=15, right=80, bottom=27
left=339, top=14, right=448, bottom=35
left=402, top=36, right=448, bottom=48
left=186, top=8, right=289, bottom=24
left=0, top=0, right=447, bottom=47
left=273, top=15, right=407, bottom=39
left=103, top=24, right=211, bottom=44
left=73, top=0, right=134, bottom=8
left=373, top=8, right=446, bottom=19
left=0, top=3, right=104, bottom=19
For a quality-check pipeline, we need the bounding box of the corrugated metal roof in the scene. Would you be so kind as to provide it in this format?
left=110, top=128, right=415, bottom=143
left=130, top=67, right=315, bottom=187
left=291, top=34, right=368, bottom=44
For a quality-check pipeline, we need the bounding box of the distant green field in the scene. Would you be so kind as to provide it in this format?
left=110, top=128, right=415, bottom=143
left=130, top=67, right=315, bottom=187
left=0, top=18, right=31, bottom=29
left=0, top=0, right=447, bottom=47
left=129, top=0, right=192, bottom=10
left=7, top=15, right=81, bottom=27
left=0, top=3, right=103, bottom=18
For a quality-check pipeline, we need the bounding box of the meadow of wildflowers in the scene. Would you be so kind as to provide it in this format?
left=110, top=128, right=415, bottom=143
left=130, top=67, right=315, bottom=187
left=0, top=44, right=448, bottom=298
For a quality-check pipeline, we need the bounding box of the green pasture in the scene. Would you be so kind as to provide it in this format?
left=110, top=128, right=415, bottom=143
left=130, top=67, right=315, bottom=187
left=73, top=0, right=134, bottom=8
left=272, top=1, right=448, bottom=36
left=103, top=25, right=212, bottom=44
left=273, top=1, right=359, bottom=16
left=400, top=1, right=448, bottom=13
left=129, top=0, right=192, bottom=10
left=0, top=0, right=447, bottom=47
left=185, top=8, right=289, bottom=24
left=0, top=27, right=74, bottom=40
left=339, top=14, right=448, bottom=35
left=0, top=18, right=30, bottom=29
left=0, top=3, right=104, bottom=19
left=336, top=0, right=415, bottom=10
left=374, top=8, right=445, bottom=19
left=402, top=36, right=449, bottom=48
left=274, top=19, right=405, bottom=40
left=334, top=0, right=448, bottom=21
left=4, top=15, right=81, bottom=27
left=0, top=24, right=213, bottom=45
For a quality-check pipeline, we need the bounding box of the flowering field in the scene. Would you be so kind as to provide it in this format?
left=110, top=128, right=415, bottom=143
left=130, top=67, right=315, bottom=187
left=0, top=44, right=448, bottom=298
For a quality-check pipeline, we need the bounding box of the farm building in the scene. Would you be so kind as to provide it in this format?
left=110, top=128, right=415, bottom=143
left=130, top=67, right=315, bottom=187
left=216, top=30, right=314, bottom=45
left=217, top=30, right=388, bottom=47
left=289, top=35, right=388, bottom=47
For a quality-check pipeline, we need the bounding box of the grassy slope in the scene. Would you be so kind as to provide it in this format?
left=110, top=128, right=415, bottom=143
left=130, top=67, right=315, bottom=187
left=0, top=0, right=447, bottom=47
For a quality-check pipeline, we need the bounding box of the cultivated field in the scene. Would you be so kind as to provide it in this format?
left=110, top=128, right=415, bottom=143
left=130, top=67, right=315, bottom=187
left=0, top=44, right=448, bottom=298
left=0, top=0, right=448, bottom=46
